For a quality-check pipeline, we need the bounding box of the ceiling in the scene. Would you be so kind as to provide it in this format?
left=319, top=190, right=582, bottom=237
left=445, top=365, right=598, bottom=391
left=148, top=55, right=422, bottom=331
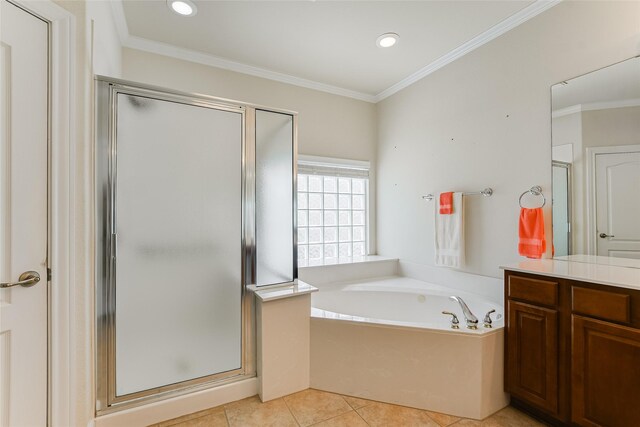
left=552, top=56, right=640, bottom=111
left=116, top=1, right=556, bottom=102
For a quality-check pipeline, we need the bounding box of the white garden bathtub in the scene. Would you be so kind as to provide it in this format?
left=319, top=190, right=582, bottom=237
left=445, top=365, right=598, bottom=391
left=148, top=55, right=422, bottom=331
left=309, top=276, right=509, bottom=420
left=311, top=276, right=503, bottom=332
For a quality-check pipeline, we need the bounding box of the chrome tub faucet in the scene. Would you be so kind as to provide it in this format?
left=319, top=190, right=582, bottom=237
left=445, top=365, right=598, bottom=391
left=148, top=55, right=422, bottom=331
left=449, top=296, right=479, bottom=329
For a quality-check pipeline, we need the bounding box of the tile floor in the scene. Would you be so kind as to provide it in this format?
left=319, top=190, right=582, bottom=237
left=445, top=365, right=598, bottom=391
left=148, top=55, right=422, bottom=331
left=150, top=388, right=545, bottom=427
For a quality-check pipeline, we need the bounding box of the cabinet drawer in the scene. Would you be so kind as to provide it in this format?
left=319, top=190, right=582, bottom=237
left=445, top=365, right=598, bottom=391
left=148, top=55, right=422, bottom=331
left=508, top=275, right=558, bottom=306
left=572, top=287, right=630, bottom=324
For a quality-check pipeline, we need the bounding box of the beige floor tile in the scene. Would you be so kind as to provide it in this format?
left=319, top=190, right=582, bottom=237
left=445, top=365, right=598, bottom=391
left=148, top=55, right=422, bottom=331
left=154, top=406, right=228, bottom=427
left=450, top=407, right=544, bottom=427
left=357, top=402, right=439, bottom=427
left=225, top=396, right=297, bottom=427
left=151, top=391, right=544, bottom=427
left=450, top=419, right=482, bottom=427
left=341, top=395, right=372, bottom=410
left=481, top=407, right=545, bottom=427
left=284, top=389, right=352, bottom=427
left=223, top=396, right=262, bottom=420
left=425, top=410, right=461, bottom=427
left=311, top=410, right=369, bottom=427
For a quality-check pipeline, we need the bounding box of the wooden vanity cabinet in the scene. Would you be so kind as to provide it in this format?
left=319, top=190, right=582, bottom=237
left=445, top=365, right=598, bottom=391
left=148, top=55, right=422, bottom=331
left=572, top=315, right=640, bottom=427
left=504, top=270, right=640, bottom=427
left=504, top=272, right=569, bottom=424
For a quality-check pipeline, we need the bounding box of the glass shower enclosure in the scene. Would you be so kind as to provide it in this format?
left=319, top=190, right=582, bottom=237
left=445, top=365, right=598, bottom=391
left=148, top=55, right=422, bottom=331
left=95, top=78, right=296, bottom=411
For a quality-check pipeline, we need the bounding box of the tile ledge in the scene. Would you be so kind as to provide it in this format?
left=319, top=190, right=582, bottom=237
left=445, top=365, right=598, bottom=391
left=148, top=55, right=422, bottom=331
left=250, top=280, right=318, bottom=302
left=299, top=255, right=398, bottom=268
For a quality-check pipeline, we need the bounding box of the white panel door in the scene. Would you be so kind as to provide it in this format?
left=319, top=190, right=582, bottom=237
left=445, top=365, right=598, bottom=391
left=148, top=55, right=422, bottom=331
left=595, top=151, right=640, bottom=259
left=0, top=1, right=49, bottom=425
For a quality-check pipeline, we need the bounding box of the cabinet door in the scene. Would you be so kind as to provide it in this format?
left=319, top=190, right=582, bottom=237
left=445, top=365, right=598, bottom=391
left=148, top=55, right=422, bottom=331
left=506, top=300, right=559, bottom=415
left=572, top=315, right=640, bottom=427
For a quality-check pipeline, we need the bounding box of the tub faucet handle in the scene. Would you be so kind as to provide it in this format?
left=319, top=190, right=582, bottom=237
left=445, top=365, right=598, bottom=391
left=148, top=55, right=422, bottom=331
left=484, top=309, right=496, bottom=328
left=442, top=311, right=460, bottom=329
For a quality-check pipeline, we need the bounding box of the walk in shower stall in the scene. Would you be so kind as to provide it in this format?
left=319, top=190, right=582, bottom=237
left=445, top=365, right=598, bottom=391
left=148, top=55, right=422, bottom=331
left=95, top=77, right=296, bottom=412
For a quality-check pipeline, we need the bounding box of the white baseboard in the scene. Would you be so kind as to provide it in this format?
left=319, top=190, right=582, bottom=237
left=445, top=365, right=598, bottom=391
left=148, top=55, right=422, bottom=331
left=93, top=378, right=258, bottom=427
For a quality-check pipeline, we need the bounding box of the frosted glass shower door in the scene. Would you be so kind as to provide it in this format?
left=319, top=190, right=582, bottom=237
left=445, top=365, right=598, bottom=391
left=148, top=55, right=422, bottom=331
left=114, top=93, right=243, bottom=397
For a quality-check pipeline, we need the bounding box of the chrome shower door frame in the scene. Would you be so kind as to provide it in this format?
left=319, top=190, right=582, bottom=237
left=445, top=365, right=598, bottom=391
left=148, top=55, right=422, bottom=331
left=95, top=77, right=257, bottom=413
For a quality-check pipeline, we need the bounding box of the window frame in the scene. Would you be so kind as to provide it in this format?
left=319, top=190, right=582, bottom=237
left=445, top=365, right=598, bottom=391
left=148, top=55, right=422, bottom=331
left=297, top=155, right=370, bottom=266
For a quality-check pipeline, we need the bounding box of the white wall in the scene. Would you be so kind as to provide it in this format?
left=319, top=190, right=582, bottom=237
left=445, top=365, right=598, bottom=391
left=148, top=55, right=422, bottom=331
left=121, top=47, right=378, bottom=250
left=50, top=1, right=122, bottom=425
left=86, top=0, right=122, bottom=77
left=582, top=106, right=640, bottom=149
left=376, top=0, right=640, bottom=279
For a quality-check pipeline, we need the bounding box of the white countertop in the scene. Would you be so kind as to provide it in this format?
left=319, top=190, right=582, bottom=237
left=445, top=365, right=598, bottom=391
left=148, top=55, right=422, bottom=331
left=500, top=259, right=640, bottom=291
left=554, top=254, right=640, bottom=269
left=252, top=280, right=318, bottom=302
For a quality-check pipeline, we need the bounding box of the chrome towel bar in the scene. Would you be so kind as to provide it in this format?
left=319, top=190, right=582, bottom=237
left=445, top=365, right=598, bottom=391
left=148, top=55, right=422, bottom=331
left=422, top=187, right=493, bottom=201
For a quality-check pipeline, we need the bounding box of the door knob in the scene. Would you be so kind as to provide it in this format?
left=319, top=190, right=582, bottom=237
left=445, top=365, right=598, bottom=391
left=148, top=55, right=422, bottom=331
left=599, top=233, right=615, bottom=239
left=0, top=271, right=41, bottom=289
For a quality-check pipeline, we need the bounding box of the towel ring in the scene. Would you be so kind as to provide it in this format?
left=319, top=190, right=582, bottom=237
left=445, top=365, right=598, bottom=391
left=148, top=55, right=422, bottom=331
left=519, top=186, right=546, bottom=208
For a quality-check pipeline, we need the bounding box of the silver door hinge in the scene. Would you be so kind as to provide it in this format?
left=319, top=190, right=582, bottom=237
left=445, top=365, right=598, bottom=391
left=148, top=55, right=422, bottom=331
left=111, top=233, right=118, bottom=259
left=47, top=268, right=52, bottom=281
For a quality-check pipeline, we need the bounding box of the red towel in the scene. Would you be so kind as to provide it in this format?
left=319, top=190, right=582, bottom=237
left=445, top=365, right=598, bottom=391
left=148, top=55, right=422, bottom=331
left=439, top=192, right=454, bottom=215
left=518, top=208, right=546, bottom=259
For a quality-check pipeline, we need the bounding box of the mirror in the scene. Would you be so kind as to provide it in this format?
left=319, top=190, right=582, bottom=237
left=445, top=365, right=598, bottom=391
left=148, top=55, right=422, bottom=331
left=551, top=56, right=640, bottom=266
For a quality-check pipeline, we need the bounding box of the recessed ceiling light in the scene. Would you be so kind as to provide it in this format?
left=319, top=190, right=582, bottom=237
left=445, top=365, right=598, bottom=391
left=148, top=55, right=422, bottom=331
left=376, top=33, right=399, bottom=48
left=167, top=0, right=197, bottom=17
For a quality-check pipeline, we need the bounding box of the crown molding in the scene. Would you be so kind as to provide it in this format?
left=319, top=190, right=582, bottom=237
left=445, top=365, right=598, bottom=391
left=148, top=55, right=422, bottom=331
left=111, top=0, right=561, bottom=104
left=374, top=0, right=562, bottom=102
left=552, top=104, right=582, bottom=118
left=552, top=98, right=640, bottom=118
left=109, top=1, right=376, bottom=102
left=109, top=0, right=129, bottom=45
left=123, top=35, right=378, bottom=102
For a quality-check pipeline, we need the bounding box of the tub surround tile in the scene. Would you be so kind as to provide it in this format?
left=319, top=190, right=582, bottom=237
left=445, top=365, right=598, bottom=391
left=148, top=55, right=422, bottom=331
left=225, top=396, right=297, bottom=427
left=310, top=410, right=369, bottom=426
left=341, top=395, right=372, bottom=410
left=310, top=315, right=508, bottom=419
left=284, top=389, right=352, bottom=426
left=356, top=401, right=440, bottom=427
left=426, top=410, right=462, bottom=426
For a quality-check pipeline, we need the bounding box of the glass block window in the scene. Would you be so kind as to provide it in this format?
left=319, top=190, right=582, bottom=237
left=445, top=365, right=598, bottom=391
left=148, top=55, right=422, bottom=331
left=297, top=160, right=368, bottom=267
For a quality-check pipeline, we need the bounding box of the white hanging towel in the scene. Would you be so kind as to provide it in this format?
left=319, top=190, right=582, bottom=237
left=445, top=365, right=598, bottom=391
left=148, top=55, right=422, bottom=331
left=434, top=192, right=464, bottom=268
